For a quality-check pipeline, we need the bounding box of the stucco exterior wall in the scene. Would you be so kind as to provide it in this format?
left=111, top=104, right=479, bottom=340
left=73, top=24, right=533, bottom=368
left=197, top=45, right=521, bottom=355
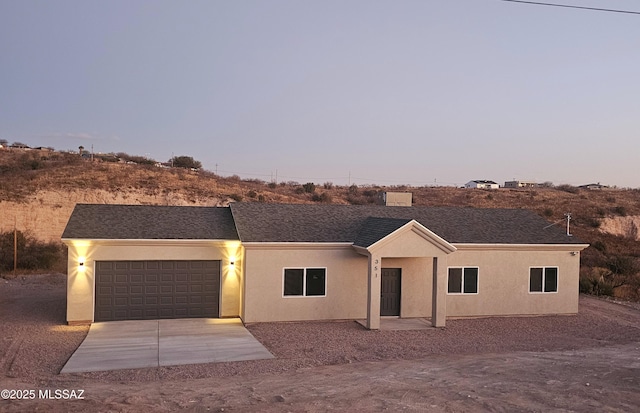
left=445, top=247, right=581, bottom=317
left=242, top=245, right=368, bottom=323
left=64, top=240, right=241, bottom=323
left=65, top=239, right=583, bottom=325
left=242, top=245, right=581, bottom=323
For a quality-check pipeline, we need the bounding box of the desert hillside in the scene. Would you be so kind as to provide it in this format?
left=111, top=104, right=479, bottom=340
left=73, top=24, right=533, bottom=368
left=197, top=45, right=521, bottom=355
left=1, top=149, right=639, bottom=298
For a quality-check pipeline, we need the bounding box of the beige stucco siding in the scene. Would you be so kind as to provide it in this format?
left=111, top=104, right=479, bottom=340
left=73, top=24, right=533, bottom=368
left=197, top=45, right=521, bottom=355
left=242, top=244, right=582, bottom=323
left=445, top=248, right=581, bottom=317
left=65, top=238, right=584, bottom=325
left=64, top=240, right=241, bottom=323
left=242, top=245, right=368, bottom=323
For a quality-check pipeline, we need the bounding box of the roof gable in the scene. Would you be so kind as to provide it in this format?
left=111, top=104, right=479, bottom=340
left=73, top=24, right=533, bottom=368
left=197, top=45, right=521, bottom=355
left=355, top=218, right=456, bottom=256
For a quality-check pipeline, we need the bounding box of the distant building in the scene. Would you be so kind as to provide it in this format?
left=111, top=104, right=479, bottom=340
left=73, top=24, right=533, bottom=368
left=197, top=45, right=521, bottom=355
left=465, top=180, right=499, bottom=189
left=378, top=192, right=412, bottom=207
left=579, top=183, right=609, bottom=190
left=504, top=180, right=538, bottom=188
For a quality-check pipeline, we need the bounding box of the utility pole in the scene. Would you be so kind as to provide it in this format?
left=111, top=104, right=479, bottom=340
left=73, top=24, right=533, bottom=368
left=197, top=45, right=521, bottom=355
left=14, top=217, right=17, bottom=276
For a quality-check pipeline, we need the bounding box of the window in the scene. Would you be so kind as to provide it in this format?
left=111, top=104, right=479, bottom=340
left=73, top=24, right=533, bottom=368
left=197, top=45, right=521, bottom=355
left=529, top=267, right=558, bottom=293
left=283, top=268, right=326, bottom=297
left=447, top=267, right=478, bottom=294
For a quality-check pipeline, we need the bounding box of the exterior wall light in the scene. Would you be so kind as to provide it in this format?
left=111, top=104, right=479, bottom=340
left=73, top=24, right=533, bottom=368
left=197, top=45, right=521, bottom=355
left=230, top=260, right=235, bottom=266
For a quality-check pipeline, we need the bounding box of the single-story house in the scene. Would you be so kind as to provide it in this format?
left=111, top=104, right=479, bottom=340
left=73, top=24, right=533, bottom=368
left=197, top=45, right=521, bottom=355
left=504, top=180, right=538, bottom=188
left=579, top=183, right=609, bottom=190
left=62, top=203, right=588, bottom=329
left=465, top=180, right=499, bottom=189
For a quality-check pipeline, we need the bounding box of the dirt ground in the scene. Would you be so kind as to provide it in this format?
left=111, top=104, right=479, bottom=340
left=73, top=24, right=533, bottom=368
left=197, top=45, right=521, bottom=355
left=1, top=274, right=639, bottom=412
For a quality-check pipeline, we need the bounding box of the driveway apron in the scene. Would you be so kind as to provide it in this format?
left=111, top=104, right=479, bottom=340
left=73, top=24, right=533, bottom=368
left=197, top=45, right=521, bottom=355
left=61, top=318, right=273, bottom=373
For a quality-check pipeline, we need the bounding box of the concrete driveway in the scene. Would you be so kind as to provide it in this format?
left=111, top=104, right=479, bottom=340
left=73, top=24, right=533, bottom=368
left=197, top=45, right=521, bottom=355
left=61, top=318, right=273, bottom=373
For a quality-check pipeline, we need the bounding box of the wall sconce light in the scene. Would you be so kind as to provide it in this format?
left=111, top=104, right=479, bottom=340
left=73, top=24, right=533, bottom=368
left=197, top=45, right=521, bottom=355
left=78, top=257, right=86, bottom=272
left=229, top=258, right=235, bottom=266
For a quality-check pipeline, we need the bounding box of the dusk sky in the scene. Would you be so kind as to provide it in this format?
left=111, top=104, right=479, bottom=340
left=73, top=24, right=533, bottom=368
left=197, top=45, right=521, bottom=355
left=1, top=1, right=639, bottom=188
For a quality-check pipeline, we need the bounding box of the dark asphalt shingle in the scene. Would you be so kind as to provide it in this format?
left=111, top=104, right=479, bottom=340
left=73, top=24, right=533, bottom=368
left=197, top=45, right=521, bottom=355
left=62, top=204, right=239, bottom=240
left=354, top=217, right=413, bottom=248
left=62, top=203, right=584, bottom=245
left=229, top=203, right=584, bottom=245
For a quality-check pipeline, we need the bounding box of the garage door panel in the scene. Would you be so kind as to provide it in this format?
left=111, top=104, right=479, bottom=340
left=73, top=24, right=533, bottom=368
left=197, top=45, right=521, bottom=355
left=97, top=262, right=113, bottom=271
left=95, top=260, right=220, bottom=322
left=114, top=286, right=129, bottom=294
left=160, top=274, right=174, bottom=282
left=131, top=262, right=145, bottom=270
left=115, top=262, right=130, bottom=270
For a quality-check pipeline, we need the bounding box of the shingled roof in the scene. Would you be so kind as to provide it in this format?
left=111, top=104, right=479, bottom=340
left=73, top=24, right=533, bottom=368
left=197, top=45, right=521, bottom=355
left=353, top=217, right=413, bottom=248
left=229, top=203, right=583, bottom=245
left=62, top=204, right=239, bottom=240
left=62, top=203, right=583, bottom=245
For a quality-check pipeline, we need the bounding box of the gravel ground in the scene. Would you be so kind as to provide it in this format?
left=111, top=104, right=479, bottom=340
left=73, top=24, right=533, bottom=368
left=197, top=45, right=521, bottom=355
left=1, top=273, right=640, bottom=412
left=2, top=273, right=640, bottom=384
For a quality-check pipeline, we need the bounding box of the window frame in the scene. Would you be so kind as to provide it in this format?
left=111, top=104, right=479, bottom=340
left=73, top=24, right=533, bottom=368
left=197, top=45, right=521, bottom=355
left=528, top=266, right=559, bottom=294
left=282, top=267, right=327, bottom=298
left=446, top=266, right=479, bottom=295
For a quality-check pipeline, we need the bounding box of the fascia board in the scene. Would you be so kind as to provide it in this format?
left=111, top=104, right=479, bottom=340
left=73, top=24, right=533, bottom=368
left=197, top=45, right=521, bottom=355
left=61, top=238, right=240, bottom=247
left=241, top=242, right=353, bottom=250
left=453, top=243, right=590, bottom=251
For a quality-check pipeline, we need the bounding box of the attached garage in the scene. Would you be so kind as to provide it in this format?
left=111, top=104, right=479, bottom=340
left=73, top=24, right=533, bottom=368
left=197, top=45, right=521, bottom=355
left=94, top=260, right=221, bottom=322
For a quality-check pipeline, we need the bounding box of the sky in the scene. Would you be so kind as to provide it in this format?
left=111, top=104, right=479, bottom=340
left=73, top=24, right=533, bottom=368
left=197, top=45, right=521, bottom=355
left=1, top=0, right=639, bottom=188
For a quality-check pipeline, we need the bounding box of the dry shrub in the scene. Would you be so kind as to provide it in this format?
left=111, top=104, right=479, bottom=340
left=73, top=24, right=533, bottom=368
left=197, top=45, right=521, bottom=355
left=0, top=230, right=66, bottom=275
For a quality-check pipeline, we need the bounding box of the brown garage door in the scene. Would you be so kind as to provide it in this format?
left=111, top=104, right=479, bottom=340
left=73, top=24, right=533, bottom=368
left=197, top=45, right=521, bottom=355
left=94, top=260, right=220, bottom=322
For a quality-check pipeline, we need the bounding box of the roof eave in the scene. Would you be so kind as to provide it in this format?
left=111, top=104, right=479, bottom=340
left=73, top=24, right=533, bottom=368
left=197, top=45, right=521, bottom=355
left=453, top=243, right=590, bottom=251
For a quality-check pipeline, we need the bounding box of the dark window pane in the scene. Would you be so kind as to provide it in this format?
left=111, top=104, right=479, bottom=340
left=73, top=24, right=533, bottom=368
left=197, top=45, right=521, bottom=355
left=305, top=268, right=326, bottom=296
left=448, top=268, right=462, bottom=293
left=284, top=269, right=304, bottom=296
left=530, top=268, right=543, bottom=292
left=463, top=268, right=478, bottom=294
left=545, top=268, right=558, bottom=292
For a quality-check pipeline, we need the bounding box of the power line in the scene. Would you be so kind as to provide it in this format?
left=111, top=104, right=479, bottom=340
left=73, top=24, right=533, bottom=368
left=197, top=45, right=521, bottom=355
left=500, top=0, right=640, bottom=15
